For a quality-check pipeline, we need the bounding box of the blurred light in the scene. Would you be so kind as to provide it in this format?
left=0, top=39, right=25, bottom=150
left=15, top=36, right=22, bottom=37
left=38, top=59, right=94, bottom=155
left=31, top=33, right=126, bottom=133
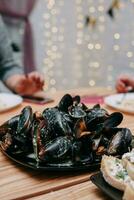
left=76, top=39, right=82, bottom=45
left=76, top=0, right=82, bottom=4
left=129, top=62, right=134, bottom=68
left=52, top=45, right=58, bottom=51
left=88, top=43, right=94, bottom=49
left=51, top=9, right=57, bottom=15
left=47, top=0, right=55, bottom=9
left=113, top=45, right=120, bottom=51
left=77, top=22, right=83, bottom=29
left=114, top=33, right=120, bottom=40
left=52, top=27, right=58, bottom=33
left=89, top=80, right=96, bottom=86
left=127, top=51, right=133, bottom=58
left=78, top=14, right=84, bottom=20
left=98, top=6, right=104, bottom=12
left=95, top=43, right=101, bottom=49
left=89, top=62, right=100, bottom=68
left=89, top=7, right=95, bottom=13
left=43, top=13, right=50, bottom=19
left=50, top=79, right=56, bottom=85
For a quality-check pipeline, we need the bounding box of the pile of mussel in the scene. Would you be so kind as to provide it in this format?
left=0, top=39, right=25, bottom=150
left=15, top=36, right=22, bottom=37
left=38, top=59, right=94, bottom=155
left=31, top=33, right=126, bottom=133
left=0, top=94, right=133, bottom=166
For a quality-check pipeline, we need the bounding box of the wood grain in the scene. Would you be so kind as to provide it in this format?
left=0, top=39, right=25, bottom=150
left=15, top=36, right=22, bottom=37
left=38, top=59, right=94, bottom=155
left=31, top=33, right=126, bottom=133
left=30, top=181, right=109, bottom=200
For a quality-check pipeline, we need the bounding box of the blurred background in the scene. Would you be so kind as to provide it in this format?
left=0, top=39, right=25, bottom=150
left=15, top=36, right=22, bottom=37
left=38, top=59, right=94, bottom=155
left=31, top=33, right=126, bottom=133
left=1, top=0, right=134, bottom=93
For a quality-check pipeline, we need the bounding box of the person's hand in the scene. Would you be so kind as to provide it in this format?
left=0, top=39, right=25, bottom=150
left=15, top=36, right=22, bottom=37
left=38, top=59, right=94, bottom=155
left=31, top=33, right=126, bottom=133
left=116, top=74, right=134, bottom=93
left=6, top=71, right=44, bottom=96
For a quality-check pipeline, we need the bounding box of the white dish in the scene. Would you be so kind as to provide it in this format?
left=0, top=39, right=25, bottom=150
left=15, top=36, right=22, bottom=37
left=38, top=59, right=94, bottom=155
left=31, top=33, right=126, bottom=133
left=0, top=93, right=23, bottom=112
left=104, top=93, right=134, bottom=114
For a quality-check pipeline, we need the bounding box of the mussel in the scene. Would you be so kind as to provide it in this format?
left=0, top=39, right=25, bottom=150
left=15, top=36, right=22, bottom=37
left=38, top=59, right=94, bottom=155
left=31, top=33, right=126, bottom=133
left=42, top=107, right=73, bottom=138
left=107, top=128, right=132, bottom=155
left=0, top=106, right=34, bottom=153
left=38, top=136, right=73, bottom=162
left=0, top=93, right=132, bottom=167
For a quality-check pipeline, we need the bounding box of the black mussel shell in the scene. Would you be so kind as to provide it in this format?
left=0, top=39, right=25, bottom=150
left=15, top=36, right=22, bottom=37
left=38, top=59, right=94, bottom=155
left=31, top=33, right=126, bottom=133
left=73, top=134, right=94, bottom=165
left=85, top=117, right=104, bottom=133
left=69, top=105, right=86, bottom=119
left=107, top=128, right=132, bottom=155
left=86, top=104, right=109, bottom=123
left=17, top=106, right=33, bottom=134
left=9, top=106, right=34, bottom=153
left=90, top=104, right=108, bottom=117
left=104, top=112, right=123, bottom=129
left=58, top=94, right=73, bottom=112
left=0, top=115, right=19, bottom=135
left=39, top=136, right=72, bottom=161
left=42, top=107, right=73, bottom=138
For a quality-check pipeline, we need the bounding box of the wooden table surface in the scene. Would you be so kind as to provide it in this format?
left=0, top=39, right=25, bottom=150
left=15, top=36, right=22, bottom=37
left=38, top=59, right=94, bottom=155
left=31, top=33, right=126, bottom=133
left=0, top=87, right=133, bottom=200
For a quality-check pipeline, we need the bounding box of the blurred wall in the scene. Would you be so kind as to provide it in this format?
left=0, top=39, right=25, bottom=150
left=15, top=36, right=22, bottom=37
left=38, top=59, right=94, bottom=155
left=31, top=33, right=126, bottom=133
left=31, top=0, right=134, bottom=92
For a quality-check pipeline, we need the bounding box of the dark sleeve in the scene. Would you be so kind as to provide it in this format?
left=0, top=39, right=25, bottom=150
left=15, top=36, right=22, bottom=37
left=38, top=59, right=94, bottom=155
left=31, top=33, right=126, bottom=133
left=0, top=16, right=23, bottom=81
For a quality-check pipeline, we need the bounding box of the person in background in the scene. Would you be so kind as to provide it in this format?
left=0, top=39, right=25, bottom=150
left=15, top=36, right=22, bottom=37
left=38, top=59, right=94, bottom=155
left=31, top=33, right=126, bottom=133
left=0, top=15, right=44, bottom=96
left=116, top=74, right=134, bottom=93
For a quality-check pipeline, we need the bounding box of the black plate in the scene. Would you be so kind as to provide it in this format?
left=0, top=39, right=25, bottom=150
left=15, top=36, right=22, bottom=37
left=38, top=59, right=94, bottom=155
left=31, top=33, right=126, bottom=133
left=90, top=172, right=123, bottom=200
left=0, top=147, right=100, bottom=171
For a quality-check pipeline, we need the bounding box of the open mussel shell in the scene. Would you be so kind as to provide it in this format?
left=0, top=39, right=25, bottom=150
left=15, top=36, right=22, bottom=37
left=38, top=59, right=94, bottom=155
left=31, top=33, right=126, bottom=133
left=87, top=104, right=109, bottom=120
left=107, top=128, right=132, bottom=156
left=0, top=115, right=21, bottom=152
left=69, top=105, right=86, bottom=119
left=103, top=112, right=123, bottom=129
left=85, top=117, right=104, bottom=133
left=0, top=132, right=12, bottom=151
left=74, top=118, right=90, bottom=138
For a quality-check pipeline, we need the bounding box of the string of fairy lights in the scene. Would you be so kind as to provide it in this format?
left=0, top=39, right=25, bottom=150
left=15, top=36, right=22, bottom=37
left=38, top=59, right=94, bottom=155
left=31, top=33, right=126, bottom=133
left=42, top=0, right=65, bottom=93
left=41, top=0, right=134, bottom=92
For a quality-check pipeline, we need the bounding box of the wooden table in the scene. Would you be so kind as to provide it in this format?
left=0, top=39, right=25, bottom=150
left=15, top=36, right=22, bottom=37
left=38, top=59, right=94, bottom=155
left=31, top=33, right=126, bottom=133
left=0, top=87, right=133, bottom=200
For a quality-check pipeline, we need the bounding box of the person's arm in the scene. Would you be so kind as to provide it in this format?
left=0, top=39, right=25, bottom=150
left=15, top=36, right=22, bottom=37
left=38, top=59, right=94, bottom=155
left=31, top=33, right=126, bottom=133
left=0, top=15, right=23, bottom=82
left=0, top=16, right=44, bottom=95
